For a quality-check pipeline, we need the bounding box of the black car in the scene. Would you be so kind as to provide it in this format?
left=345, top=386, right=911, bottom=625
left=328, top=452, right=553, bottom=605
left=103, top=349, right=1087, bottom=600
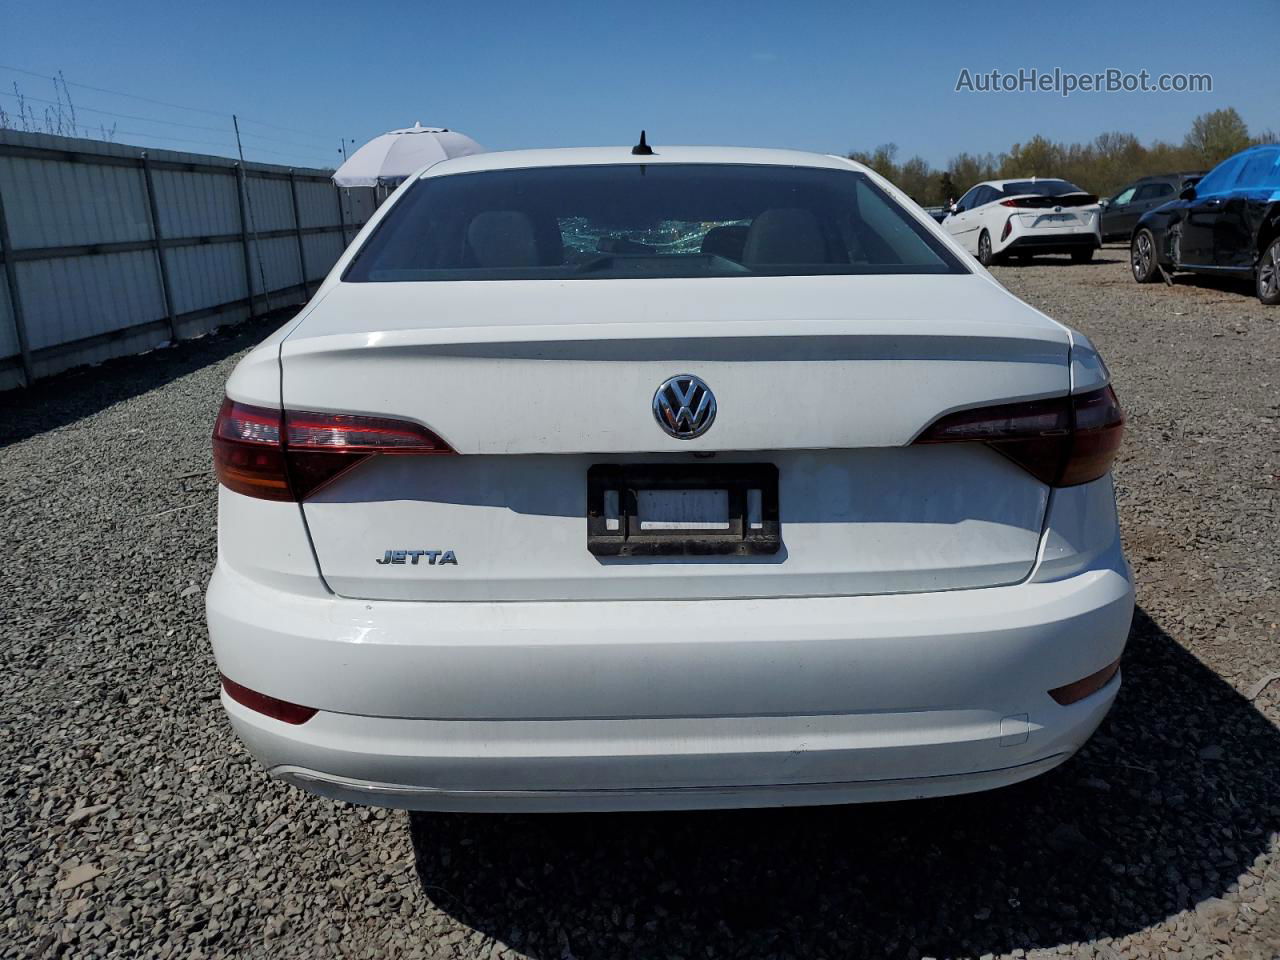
left=1131, top=145, right=1280, bottom=305
left=1099, top=172, right=1202, bottom=241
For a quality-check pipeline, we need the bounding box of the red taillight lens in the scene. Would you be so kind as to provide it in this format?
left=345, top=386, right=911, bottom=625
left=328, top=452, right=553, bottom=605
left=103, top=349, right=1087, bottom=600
left=1000, top=198, right=1025, bottom=207
left=914, top=386, right=1124, bottom=487
left=1058, top=386, right=1126, bottom=486
left=220, top=674, right=317, bottom=724
left=212, top=398, right=455, bottom=501
left=284, top=409, right=453, bottom=499
left=1001, top=217, right=1013, bottom=241
left=212, top=399, right=292, bottom=500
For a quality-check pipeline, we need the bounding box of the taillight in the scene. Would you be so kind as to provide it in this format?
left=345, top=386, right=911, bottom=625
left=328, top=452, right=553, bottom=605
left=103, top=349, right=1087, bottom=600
left=1000, top=198, right=1028, bottom=207
left=914, top=386, right=1124, bottom=487
left=284, top=408, right=453, bottom=499
left=212, top=400, right=291, bottom=500
left=1059, top=387, right=1126, bottom=486
left=213, top=398, right=454, bottom=501
left=1001, top=217, right=1013, bottom=241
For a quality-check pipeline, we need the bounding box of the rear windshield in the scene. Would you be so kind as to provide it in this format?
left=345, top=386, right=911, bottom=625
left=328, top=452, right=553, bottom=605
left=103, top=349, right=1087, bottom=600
left=999, top=180, right=1085, bottom=197
left=344, top=164, right=968, bottom=282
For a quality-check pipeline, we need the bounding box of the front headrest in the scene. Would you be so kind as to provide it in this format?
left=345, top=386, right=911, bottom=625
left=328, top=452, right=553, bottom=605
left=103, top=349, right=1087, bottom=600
left=466, top=211, right=540, bottom=268
left=742, top=208, right=827, bottom=266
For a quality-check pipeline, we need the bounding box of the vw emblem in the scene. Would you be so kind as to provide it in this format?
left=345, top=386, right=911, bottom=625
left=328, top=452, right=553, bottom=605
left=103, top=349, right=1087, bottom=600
left=653, top=374, right=716, bottom=439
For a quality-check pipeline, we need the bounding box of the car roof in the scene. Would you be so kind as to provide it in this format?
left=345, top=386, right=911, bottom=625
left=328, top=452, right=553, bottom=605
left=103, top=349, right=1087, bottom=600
left=419, top=146, right=864, bottom=178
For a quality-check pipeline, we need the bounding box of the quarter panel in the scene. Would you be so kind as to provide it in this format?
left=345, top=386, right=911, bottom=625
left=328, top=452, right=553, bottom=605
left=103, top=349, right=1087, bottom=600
left=214, top=487, right=328, bottom=597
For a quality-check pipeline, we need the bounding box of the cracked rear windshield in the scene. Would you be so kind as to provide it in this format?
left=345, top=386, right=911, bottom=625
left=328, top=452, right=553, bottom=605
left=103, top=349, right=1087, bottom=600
left=344, top=164, right=967, bottom=281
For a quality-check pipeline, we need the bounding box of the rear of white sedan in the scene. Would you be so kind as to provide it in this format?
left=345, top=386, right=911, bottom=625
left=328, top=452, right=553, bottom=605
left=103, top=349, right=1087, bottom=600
left=944, top=178, right=1102, bottom=265
left=206, top=146, right=1133, bottom=812
left=993, top=179, right=1102, bottom=262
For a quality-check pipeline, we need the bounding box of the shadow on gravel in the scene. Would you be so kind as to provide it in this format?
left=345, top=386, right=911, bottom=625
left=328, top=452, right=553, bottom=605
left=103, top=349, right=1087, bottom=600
left=0, top=311, right=293, bottom=449
left=1165, top=272, right=1258, bottom=300
left=410, top=607, right=1279, bottom=958
left=1000, top=256, right=1123, bottom=267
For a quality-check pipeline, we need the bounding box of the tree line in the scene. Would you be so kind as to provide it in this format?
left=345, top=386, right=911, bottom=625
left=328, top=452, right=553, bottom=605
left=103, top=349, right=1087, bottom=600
left=849, top=108, right=1276, bottom=207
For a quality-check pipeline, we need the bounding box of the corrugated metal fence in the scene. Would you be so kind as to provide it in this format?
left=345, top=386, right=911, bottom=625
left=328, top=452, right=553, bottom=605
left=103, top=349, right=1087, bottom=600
left=0, top=129, right=376, bottom=391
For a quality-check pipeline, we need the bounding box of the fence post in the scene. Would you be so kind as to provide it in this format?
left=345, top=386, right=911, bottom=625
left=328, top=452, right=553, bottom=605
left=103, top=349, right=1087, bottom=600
left=0, top=178, right=33, bottom=386
left=288, top=170, right=310, bottom=299
left=140, top=153, right=179, bottom=343
left=334, top=182, right=349, bottom=247
left=234, top=162, right=257, bottom=318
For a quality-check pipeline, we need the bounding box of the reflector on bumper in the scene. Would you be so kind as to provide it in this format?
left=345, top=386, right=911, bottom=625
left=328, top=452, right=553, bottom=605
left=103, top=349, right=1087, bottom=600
left=1048, top=658, right=1120, bottom=706
left=221, top=674, right=318, bottom=725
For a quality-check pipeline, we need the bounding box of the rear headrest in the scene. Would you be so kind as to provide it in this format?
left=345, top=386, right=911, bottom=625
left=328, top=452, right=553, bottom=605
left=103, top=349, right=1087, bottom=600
left=700, top=224, right=749, bottom=261
left=742, top=208, right=827, bottom=266
left=466, top=211, right=540, bottom=268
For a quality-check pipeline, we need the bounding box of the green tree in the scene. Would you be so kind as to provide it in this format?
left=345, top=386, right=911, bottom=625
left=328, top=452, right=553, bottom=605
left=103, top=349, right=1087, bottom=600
left=1000, top=135, right=1061, bottom=179
left=896, top=155, right=933, bottom=203
left=847, top=143, right=900, bottom=181
left=843, top=106, right=1257, bottom=204
left=1089, top=132, right=1145, bottom=196
left=948, top=152, right=1001, bottom=194
left=1184, top=108, right=1252, bottom=167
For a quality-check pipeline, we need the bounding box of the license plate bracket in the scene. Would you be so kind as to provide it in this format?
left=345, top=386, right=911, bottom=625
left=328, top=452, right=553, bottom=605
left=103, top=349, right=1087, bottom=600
left=587, top=463, right=780, bottom=557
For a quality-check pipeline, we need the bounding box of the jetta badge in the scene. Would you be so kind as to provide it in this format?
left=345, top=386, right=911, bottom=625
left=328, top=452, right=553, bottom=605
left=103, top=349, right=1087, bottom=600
left=653, top=374, right=716, bottom=439
left=376, top=550, right=457, bottom=565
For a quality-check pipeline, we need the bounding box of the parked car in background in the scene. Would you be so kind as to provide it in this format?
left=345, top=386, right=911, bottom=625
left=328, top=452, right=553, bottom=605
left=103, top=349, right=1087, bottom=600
left=207, top=145, right=1133, bottom=813
left=941, top=179, right=1101, bottom=266
left=1099, top=173, right=1203, bottom=242
left=1131, top=144, right=1280, bottom=304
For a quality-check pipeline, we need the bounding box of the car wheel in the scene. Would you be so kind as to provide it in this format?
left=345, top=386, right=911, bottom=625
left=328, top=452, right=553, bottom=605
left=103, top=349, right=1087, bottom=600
left=977, top=230, right=994, bottom=267
left=1131, top=229, right=1160, bottom=283
left=1070, top=247, right=1094, bottom=264
left=1258, top=237, right=1280, bottom=306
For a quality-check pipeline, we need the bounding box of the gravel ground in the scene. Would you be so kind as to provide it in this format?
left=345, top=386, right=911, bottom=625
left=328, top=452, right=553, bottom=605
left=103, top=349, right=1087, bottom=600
left=2, top=248, right=1277, bottom=959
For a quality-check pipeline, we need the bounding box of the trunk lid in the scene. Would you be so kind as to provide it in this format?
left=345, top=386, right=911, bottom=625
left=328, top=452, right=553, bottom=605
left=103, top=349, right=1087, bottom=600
left=282, top=274, right=1069, bottom=602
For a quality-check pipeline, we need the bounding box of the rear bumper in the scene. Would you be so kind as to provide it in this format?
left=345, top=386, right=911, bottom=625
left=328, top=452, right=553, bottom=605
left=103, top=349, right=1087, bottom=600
left=993, top=212, right=1102, bottom=257
left=267, top=749, right=1090, bottom=812
left=208, top=540, right=1133, bottom=811
left=226, top=692, right=1113, bottom=812
left=1003, top=233, right=1101, bottom=253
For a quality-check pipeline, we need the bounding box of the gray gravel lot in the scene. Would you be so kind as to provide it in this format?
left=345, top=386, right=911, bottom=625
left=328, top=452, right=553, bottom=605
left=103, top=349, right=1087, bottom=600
left=2, top=247, right=1278, bottom=959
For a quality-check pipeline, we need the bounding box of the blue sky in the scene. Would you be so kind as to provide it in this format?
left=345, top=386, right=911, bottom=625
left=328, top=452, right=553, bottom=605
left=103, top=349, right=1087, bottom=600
left=4, top=0, right=1276, bottom=170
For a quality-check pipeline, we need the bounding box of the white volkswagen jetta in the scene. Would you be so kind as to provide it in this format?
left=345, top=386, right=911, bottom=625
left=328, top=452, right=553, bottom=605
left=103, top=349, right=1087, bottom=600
left=207, top=145, right=1133, bottom=812
left=941, top=178, right=1102, bottom=266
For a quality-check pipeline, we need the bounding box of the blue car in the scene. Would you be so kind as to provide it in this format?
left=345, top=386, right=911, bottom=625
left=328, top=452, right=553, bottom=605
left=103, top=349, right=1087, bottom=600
left=1130, top=144, right=1280, bottom=304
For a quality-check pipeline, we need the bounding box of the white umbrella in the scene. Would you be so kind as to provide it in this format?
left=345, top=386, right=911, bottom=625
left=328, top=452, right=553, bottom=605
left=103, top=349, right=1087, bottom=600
left=332, top=122, right=484, bottom=187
